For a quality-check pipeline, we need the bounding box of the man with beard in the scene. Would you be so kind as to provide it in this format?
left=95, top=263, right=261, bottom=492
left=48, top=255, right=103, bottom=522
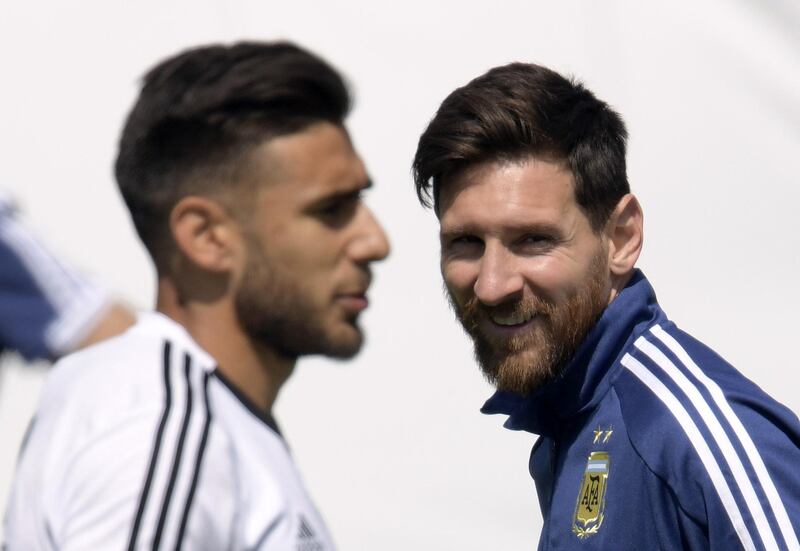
left=412, top=63, right=800, bottom=550
left=4, top=42, right=388, bottom=550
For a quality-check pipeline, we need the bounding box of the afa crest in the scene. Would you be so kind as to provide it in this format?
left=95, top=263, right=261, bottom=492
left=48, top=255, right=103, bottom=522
left=572, top=451, right=610, bottom=539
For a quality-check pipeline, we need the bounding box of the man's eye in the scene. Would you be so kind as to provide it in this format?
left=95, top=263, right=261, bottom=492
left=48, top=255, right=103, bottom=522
left=443, top=235, right=483, bottom=256
left=521, top=235, right=547, bottom=244
left=317, top=196, right=359, bottom=218
left=320, top=201, right=346, bottom=216
left=446, top=235, right=481, bottom=247
left=314, top=195, right=361, bottom=226
left=517, top=234, right=554, bottom=251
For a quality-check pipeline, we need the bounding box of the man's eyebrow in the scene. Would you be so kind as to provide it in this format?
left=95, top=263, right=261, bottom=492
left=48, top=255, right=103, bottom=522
left=440, top=221, right=562, bottom=236
left=439, top=225, right=483, bottom=246
left=439, top=225, right=471, bottom=238
left=507, top=222, right=562, bottom=235
left=309, top=177, right=373, bottom=207
left=334, top=177, right=373, bottom=196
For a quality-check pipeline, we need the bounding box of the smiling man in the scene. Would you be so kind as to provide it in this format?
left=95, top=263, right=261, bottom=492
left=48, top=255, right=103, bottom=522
left=4, top=42, right=389, bottom=549
left=413, top=63, right=800, bottom=550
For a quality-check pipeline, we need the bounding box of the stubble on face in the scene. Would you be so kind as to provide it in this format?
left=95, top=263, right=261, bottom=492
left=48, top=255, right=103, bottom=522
left=234, top=234, right=364, bottom=360
left=448, top=252, right=609, bottom=396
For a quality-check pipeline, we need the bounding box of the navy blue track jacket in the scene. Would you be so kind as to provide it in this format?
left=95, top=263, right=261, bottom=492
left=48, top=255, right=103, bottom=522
left=483, top=271, right=800, bottom=550
left=0, top=194, right=107, bottom=360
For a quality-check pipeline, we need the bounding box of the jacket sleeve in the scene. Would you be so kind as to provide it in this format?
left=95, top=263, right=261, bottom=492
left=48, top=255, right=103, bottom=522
left=0, top=204, right=108, bottom=360
left=620, top=324, right=800, bottom=551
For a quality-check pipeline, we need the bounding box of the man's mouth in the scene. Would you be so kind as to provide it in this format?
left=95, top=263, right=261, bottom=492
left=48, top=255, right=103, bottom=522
left=336, top=293, right=369, bottom=313
left=489, top=310, right=535, bottom=327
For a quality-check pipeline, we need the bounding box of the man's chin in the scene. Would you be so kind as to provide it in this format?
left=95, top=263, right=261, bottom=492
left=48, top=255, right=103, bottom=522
left=245, top=318, right=363, bottom=360
left=478, top=348, right=558, bottom=396
left=318, top=323, right=364, bottom=359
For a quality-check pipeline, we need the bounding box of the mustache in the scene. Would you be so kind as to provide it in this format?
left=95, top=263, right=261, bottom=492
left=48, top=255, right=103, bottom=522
left=341, top=268, right=373, bottom=294
left=444, top=285, right=554, bottom=330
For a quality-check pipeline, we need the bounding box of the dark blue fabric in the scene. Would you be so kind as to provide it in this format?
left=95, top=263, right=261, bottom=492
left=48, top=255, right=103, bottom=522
left=0, top=232, right=59, bottom=360
left=482, top=270, right=800, bottom=550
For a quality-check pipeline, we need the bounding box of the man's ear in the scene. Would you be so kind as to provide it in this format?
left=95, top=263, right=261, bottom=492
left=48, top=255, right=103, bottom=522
left=169, top=196, right=240, bottom=273
left=605, top=194, right=643, bottom=277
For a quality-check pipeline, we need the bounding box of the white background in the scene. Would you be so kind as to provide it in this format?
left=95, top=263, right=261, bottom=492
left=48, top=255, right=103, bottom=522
left=1, top=1, right=798, bottom=548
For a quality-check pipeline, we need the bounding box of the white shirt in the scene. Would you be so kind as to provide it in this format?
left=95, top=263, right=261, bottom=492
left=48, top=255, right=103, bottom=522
left=4, top=312, right=336, bottom=551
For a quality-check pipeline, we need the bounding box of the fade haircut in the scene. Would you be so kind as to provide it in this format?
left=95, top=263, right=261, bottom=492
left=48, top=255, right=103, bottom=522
left=115, top=41, right=351, bottom=269
left=412, top=63, right=628, bottom=231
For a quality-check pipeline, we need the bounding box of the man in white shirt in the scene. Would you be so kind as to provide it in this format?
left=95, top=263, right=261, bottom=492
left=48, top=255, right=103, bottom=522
left=4, top=41, right=389, bottom=550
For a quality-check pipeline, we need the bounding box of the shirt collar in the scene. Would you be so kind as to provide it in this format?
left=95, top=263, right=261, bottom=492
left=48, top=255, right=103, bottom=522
left=480, top=270, right=665, bottom=436
left=132, top=310, right=217, bottom=370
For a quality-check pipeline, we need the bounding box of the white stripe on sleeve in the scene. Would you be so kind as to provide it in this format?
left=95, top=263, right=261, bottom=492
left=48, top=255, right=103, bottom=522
left=621, top=353, right=757, bottom=551
left=0, top=212, right=108, bottom=354
left=651, top=325, right=800, bottom=551
left=634, top=336, right=779, bottom=550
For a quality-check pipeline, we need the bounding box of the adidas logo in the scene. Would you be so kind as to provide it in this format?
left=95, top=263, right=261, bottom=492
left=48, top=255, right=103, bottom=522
left=298, top=516, right=315, bottom=539
left=297, top=515, right=324, bottom=551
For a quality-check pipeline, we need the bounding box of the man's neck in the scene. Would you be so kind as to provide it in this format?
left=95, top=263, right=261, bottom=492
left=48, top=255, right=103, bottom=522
left=156, top=279, right=294, bottom=415
left=608, top=269, right=635, bottom=305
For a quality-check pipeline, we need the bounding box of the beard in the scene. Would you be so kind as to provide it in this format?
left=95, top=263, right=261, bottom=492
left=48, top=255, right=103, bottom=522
left=234, top=240, right=363, bottom=360
left=448, top=253, right=609, bottom=396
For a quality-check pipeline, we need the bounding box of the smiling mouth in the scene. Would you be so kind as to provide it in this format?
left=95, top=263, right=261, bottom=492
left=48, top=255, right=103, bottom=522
left=489, top=310, right=536, bottom=327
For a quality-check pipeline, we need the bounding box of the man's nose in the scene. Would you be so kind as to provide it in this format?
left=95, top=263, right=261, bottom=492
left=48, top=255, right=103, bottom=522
left=473, top=244, right=523, bottom=306
left=349, top=205, right=390, bottom=264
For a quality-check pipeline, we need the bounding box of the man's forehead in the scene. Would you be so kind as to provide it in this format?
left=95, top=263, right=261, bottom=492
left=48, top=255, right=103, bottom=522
left=242, top=122, right=368, bottom=197
left=439, top=156, right=576, bottom=219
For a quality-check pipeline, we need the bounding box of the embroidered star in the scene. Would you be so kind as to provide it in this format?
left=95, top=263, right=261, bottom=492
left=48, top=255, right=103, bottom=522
left=593, top=428, right=603, bottom=444
left=603, top=429, right=613, bottom=443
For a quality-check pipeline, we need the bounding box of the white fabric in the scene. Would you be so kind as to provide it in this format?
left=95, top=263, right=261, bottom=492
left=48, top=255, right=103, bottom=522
left=3, top=312, right=336, bottom=551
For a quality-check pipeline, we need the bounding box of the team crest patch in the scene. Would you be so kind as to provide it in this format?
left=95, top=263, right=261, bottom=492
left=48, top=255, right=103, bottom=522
left=572, top=451, right=610, bottom=539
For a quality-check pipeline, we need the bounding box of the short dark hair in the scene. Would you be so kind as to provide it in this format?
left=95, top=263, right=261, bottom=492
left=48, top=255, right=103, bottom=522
left=115, top=41, right=351, bottom=268
left=412, top=62, right=629, bottom=230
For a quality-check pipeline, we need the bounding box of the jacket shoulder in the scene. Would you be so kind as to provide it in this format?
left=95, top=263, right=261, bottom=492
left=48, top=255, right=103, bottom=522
left=612, top=322, right=800, bottom=549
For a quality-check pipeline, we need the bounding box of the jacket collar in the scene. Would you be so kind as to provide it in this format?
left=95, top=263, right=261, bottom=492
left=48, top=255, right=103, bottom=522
left=481, top=270, right=665, bottom=436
